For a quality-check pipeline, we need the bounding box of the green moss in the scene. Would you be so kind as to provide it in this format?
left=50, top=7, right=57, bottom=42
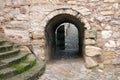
left=12, top=64, right=27, bottom=73
left=19, top=57, right=27, bottom=63
left=0, top=74, right=3, bottom=78
left=29, top=60, right=36, bottom=67
left=11, top=60, right=36, bottom=74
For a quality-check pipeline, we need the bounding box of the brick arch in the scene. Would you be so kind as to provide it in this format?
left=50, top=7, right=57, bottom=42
left=40, top=8, right=90, bottom=30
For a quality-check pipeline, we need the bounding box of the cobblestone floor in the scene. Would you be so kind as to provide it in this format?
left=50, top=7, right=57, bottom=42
left=38, top=58, right=120, bottom=80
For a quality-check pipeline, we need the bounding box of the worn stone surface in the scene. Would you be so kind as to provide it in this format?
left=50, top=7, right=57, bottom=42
left=105, top=40, right=116, bottom=48
left=15, top=14, right=29, bottom=21
left=85, top=57, right=98, bottom=68
left=101, top=30, right=112, bottom=39
left=85, top=30, right=96, bottom=39
left=32, top=39, right=45, bottom=46
left=101, top=10, right=114, bottom=16
left=104, top=0, right=120, bottom=2
left=103, top=51, right=116, bottom=64
left=112, top=55, right=120, bottom=65
left=38, top=58, right=120, bottom=80
left=0, top=0, right=120, bottom=69
left=110, top=20, right=120, bottom=26
left=32, top=33, right=44, bottom=39
left=86, top=46, right=102, bottom=57
left=85, top=39, right=96, bottom=45
left=116, top=39, right=120, bottom=47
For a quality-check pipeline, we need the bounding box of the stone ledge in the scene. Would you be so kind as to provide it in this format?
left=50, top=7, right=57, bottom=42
left=104, top=0, right=120, bottom=3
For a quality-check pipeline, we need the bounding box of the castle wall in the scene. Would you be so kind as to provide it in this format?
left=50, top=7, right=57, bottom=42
left=0, top=0, right=120, bottom=68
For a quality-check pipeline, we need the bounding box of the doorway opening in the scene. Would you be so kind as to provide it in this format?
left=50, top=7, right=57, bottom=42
left=55, top=23, right=79, bottom=59
left=45, top=14, right=85, bottom=60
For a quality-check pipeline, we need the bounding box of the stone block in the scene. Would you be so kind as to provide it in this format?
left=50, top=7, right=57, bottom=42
left=116, top=50, right=120, bottom=54
left=85, top=39, right=96, bottom=45
left=96, top=39, right=106, bottom=48
left=112, top=32, right=120, bottom=38
left=104, top=25, right=111, bottom=30
left=32, top=47, right=45, bottom=60
left=6, top=21, right=29, bottom=30
left=101, top=10, right=114, bottom=16
left=85, top=30, right=96, bottom=39
left=85, top=57, right=98, bottom=68
left=0, top=17, right=4, bottom=22
left=32, top=33, right=44, bottom=39
left=85, top=46, right=102, bottom=57
left=110, top=20, right=120, bottom=26
left=103, top=59, right=112, bottom=64
left=105, top=40, right=116, bottom=48
left=90, top=0, right=101, bottom=2
left=67, top=1, right=78, bottom=4
left=77, top=7, right=91, bottom=16
left=112, top=55, right=120, bottom=65
left=3, top=6, right=11, bottom=13
left=13, top=0, right=27, bottom=5
left=15, top=14, right=29, bottom=21
left=20, top=46, right=31, bottom=52
left=32, top=39, right=45, bottom=46
left=20, top=6, right=29, bottom=14
left=103, top=51, right=116, bottom=60
left=101, top=30, right=112, bottom=39
left=0, top=2, right=4, bottom=11
left=104, top=0, right=120, bottom=2
left=112, top=27, right=119, bottom=31
left=5, top=0, right=12, bottom=5
left=117, top=39, right=120, bottom=47
left=98, top=63, right=105, bottom=69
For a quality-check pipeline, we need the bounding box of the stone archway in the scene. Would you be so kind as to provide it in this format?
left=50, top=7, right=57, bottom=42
left=40, top=8, right=90, bottom=60
left=40, top=8, right=88, bottom=60
left=39, top=8, right=102, bottom=68
left=45, top=14, right=85, bottom=60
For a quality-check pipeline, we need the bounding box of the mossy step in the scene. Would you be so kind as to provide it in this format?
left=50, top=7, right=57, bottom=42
left=0, top=45, right=13, bottom=52
left=4, top=42, right=14, bottom=46
left=0, top=49, right=20, bottom=59
left=6, top=61, right=45, bottom=80
left=0, top=40, right=13, bottom=46
left=0, top=62, right=33, bottom=79
left=0, top=39, right=6, bottom=45
left=0, top=53, right=29, bottom=70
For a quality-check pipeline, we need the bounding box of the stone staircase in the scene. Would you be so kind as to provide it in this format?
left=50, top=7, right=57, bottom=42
left=0, top=36, right=45, bottom=80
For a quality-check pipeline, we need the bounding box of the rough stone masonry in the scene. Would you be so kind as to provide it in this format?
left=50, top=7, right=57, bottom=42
left=0, top=0, right=120, bottom=68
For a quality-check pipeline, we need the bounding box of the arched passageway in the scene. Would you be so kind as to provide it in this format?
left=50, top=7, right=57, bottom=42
left=45, top=14, right=85, bottom=60
left=55, top=23, right=79, bottom=50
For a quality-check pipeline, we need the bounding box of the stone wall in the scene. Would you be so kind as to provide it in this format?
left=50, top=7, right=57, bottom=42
left=0, top=0, right=120, bottom=68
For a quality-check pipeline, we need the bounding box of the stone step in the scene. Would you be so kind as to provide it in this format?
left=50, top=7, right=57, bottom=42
left=0, top=61, right=34, bottom=79
left=0, top=39, right=6, bottom=45
left=0, top=39, right=13, bottom=45
left=0, top=52, right=29, bottom=70
left=6, top=61, right=45, bottom=80
left=0, top=49, right=20, bottom=60
left=0, top=45, right=13, bottom=52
